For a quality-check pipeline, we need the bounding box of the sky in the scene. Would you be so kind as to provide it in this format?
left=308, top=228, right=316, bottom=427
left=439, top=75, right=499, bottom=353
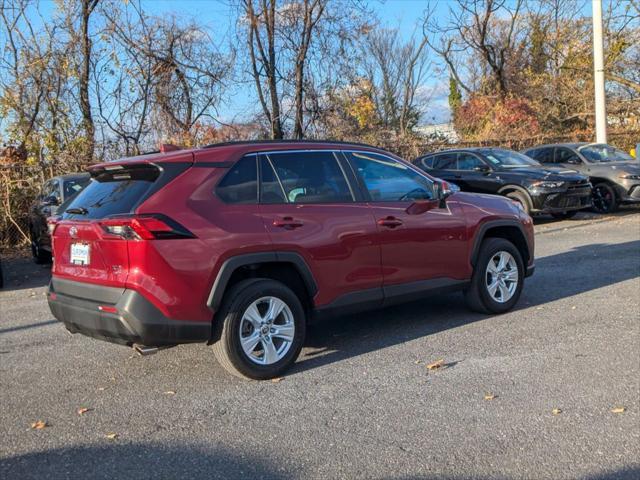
left=32, top=0, right=597, bottom=127
left=135, top=0, right=453, bottom=124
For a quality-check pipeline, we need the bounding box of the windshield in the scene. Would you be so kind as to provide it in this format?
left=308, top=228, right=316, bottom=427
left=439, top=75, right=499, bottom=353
left=482, top=149, right=541, bottom=168
left=578, top=144, right=634, bottom=163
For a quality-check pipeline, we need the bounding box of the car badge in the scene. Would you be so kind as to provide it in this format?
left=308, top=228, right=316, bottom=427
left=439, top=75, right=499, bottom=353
left=69, top=226, right=78, bottom=238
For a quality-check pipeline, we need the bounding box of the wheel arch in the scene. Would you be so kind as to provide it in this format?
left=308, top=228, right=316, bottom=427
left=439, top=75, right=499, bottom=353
left=497, top=184, right=533, bottom=211
left=470, top=220, right=531, bottom=269
left=207, top=252, right=318, bottom=314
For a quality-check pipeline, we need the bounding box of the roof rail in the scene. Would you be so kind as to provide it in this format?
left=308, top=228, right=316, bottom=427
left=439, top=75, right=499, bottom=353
left=201, top=139, right=378, bottom=149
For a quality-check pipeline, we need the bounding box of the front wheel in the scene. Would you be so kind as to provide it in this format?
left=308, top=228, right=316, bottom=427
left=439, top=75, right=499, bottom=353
left=464, top=238, right=524, bottom=314
left=505, top=191, right=531, bottom=215
left=212, top=278, right=306, bottom=380
left=592, top=183, right=618, bottom=214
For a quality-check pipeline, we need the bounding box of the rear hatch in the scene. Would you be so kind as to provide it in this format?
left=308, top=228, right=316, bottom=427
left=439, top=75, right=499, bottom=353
left=51, top=161, right=191, bottom=287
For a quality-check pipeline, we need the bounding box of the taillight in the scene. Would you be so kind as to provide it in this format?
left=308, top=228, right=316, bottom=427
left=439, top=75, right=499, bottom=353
left=47, top=217, right=59, bottom=235
left=98, top=215, right=195, bottom=241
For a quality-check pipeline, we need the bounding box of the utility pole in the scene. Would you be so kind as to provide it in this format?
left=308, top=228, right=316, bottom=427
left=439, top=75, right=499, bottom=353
left=592, top=0, right=607, bottom=143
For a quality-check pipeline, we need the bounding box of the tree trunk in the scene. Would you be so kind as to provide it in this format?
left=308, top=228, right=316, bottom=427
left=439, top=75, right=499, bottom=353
left=79, top=0, right=97, bottom=164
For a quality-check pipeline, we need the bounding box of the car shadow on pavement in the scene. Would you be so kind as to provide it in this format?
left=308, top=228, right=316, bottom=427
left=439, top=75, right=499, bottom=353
left=0, top=443, right=289, bottom=480
left=294, top=240, right=640, bottom=375
left=0, top=255, right=51, bottom=292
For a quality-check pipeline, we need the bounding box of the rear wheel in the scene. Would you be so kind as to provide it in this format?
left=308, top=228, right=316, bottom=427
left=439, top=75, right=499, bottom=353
left=592, top=183, right=618, bottom=214
left=465, top=238, right=524, bottom=314
left=505, top=191, right=531, bottom=215
left=212, top=278, right=306, bottom=380
left=551, top=210, right=578, bottom=220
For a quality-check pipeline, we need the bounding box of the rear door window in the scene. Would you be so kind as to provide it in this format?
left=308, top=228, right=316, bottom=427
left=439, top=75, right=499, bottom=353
left=555, top=147, right=581, bottom=164
left=262, top=151, right=354, bottom=204
left=535, top=148, right=555, bottom=163
left=433, top=153, right=457, bottom=170
left=457, top=153, right=485, bottom=170
left=62, top=164, right=160, bottom=219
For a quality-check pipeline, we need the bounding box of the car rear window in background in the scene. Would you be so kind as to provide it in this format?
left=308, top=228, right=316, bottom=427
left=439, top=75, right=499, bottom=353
left=62, top=165, right=159, bottom=219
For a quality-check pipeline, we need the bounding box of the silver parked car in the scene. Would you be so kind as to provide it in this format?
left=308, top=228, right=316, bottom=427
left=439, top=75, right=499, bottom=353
left=522, top=143, right=640, bottom=213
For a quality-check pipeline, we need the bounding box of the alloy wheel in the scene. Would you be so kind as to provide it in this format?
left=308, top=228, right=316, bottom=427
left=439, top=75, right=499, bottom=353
left=592, top=185, right=613, bottom=213
left=485, top=251, right=519, bottom=303
left=239, top=296, right=295, bottom=365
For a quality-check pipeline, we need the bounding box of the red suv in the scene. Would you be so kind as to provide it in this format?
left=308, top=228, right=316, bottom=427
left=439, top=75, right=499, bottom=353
left=48, top=141, right=535, bottom=379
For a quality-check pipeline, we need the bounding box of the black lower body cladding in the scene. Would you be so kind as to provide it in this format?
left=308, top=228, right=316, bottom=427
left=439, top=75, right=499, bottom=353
left=48, top=278, right=210, bottom=347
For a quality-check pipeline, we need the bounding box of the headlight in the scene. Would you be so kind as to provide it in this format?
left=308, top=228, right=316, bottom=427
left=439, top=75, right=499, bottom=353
left=531, top=181, right=565, bottom=189
left=620, top=174, right=640, bottom=180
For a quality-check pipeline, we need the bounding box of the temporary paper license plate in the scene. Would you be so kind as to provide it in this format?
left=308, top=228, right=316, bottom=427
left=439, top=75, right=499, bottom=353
left=70, top=243, right=90, bottom=265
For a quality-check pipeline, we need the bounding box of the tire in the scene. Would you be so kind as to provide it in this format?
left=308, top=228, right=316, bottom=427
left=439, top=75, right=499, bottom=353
left=464, top=238, right=525, bottom=314
left=30, top=230, right=51, bottom=264
left=212, top=278, right=306, bottom=380
left=551, top=210, right=578, bottom=220
left=505, top=191, right=531, bottom=215
left=591, top=183, right=618, bottom=214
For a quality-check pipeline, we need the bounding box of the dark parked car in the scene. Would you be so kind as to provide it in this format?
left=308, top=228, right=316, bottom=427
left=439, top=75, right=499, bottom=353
left=29, top=173, right=90, bottom=263
left=522, top=143, right=640, bottom=213
left=413, top=148, right=592, bottom=218
left=47, top=141, right=534, bottom=380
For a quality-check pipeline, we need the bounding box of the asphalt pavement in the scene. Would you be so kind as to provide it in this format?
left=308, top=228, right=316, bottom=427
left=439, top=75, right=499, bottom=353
left=1, top=210, right=639, bottom=480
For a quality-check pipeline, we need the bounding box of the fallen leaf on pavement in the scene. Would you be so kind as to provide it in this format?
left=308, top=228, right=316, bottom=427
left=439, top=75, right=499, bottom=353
left=163, top=390, right=176, bottom=395
left=105, top=433, right=118, bottom=440
left=426, top=359, right=444, bottom=370
left=31, top=420, right=47, bottom=429
left=271, top=377, right=284, bottom=383
left=77, top=407, right=92, bottom=415
left=611, top=406, right=626, bottom=414
left=552, top=408, right=562, bottom=415
left=484, top=394, right=496, bottom=400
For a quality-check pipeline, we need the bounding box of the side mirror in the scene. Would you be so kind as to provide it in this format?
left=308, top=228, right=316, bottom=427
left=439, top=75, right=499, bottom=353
left=405, top=199, right=440, bottom=215
left=435, top=180, right=458, bottom=208
left=474, top=164, right=491, bottom=173
left=42, top=195, right=59, bottom=206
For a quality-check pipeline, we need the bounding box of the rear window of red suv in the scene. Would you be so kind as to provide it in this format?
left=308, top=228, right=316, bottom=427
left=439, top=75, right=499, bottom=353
left=62, top=164, right=160, bottom=219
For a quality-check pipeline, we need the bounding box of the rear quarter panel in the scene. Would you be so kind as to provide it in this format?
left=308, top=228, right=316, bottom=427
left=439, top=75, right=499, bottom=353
left=134, top=165, right=272, bottom=322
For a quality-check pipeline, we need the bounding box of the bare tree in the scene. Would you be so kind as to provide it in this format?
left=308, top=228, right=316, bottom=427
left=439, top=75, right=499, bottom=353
left=240, top=0, right=330, bottom=139
left=427, top=0, right=524, bottom=97
left=363, top=28, right=429, bottom=135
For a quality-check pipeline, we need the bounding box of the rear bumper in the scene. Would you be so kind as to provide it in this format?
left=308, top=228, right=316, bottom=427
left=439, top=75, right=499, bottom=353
left=48, top=278, right=211, bottom=347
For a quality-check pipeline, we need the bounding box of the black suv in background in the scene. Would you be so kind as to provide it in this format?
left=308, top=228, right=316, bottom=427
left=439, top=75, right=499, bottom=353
left=522, top=143, right=640, bottom=213
left=29, top=173, right=90, bottom=263
left=413, top=148, right=592, bottom=218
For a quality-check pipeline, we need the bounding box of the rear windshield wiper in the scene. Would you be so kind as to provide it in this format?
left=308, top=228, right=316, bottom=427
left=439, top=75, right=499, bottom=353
left=65, top=207, right=88, bottom=215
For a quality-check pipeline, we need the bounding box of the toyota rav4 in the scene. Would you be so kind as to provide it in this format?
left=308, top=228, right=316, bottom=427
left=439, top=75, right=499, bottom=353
left=48, top=141, right=535, bottom=379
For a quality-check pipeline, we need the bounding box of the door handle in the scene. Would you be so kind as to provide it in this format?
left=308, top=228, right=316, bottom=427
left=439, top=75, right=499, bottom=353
left=273, top=217, right=304, bottom=229
left=377, top=216, right=403, bottom=228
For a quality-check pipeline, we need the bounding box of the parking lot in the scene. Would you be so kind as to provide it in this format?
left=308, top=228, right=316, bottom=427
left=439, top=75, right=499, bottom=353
left=1, top=210, right=639, bottom=480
